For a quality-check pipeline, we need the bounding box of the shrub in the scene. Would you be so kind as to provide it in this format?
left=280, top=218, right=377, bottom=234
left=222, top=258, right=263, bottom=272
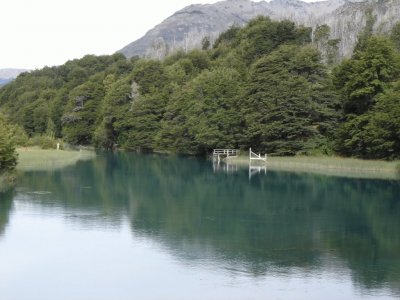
left=28, top=135, right=57, bottom=149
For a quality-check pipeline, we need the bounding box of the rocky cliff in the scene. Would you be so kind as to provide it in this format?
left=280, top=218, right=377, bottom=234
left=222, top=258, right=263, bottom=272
left=119, top=0, right=400, bottom=59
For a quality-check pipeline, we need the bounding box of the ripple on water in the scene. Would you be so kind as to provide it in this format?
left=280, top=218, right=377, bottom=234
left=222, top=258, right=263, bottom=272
left=27, top=191, right=52, bottom=195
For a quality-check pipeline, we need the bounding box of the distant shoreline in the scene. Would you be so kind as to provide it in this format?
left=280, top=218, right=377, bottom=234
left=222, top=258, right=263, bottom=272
left=224, top=155, right=400, bottom=180
left=5, top=148, right=400, bottom=181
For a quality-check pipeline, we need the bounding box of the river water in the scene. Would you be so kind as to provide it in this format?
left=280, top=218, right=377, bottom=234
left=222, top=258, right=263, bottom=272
left=0, top=152, right=399, bottom=300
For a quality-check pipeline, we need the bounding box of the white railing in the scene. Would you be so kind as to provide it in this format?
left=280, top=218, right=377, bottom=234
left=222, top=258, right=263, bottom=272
left=249, top=148, right=267, bottom=162
left=213, top=149, right=240, bottom=156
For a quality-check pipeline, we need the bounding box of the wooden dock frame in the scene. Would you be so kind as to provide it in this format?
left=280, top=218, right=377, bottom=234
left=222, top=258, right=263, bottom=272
left=213, top=149, right=240, bottom=162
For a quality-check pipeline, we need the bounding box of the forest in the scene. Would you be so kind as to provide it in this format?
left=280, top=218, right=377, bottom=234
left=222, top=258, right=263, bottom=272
left=1, top=16, right=400, bottom=173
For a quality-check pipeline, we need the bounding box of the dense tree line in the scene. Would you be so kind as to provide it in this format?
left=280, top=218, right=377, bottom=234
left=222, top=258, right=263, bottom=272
left=0, top=16, right=399, bottom=159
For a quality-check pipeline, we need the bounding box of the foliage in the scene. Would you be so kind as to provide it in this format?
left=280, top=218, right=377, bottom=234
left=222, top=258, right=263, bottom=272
left=62, top=77, right=106, bottom=144
left=238, top=16, right=311, bottom=64
left=333, top=36, right=400, bottom=115
left=391, top=22, right=400, bottom=51
left=242, top=45, right=338, bottom=155
left=0, top=116, right=18, bottom=172
left=1, top=16, right=400, bottom=160
left=156, top=67, right=244, bottom=154
left=28, top=135, right=58, bottom=150
left=334, top=81, right=400, bottom=159
left=9, top=124, right=29, bottom=146
left=334, top=35, right=400, bottom=159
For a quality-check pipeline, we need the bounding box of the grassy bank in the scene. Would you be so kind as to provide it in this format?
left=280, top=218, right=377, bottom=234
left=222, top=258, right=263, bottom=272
left=16, top=147, right=96, bottom=172
left=227, top=155, right=400, bottom=180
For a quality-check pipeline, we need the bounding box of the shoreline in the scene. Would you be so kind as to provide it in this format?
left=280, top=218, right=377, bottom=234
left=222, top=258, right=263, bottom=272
left=5, top=148, right=399, bottom=181
left=224, top=156, right=400, bottom=180
left=16, top=147, right=96, bottom=172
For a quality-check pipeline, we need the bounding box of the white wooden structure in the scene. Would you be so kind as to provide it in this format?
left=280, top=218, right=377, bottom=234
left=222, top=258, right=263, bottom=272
left=249, top=148, right=267, bottom=162
left=213, top=149, right=240, bottom=162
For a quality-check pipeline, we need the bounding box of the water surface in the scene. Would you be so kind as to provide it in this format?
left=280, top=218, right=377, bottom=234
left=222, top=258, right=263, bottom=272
left=0, top=153, right=399, bottom=300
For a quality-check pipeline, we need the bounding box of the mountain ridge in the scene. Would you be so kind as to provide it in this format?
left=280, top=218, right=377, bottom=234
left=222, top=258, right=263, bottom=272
left=119, top=0, right=400, bottom=59
left=0, top=68, right=28, bottom=87
left=0, top=68, right=28, bottom=80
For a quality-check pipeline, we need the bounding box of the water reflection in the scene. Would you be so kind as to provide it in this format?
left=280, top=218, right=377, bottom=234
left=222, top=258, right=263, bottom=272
left=213, top=160, right=267, bottom=180
left=6, top=152, right=400, bottom=295
left=0, top=189, right=14, bottom=237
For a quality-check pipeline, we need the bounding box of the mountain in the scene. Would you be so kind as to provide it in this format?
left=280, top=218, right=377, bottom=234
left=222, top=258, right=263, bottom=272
left=119, top=0, right=400, bottom=59
left=0, top=68, right=28, bottom=87
left=0, top=79, right=12, bottom=86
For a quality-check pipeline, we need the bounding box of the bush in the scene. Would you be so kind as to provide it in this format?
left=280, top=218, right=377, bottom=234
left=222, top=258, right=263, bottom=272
left=28, top=135, right=58, bottom=149
left=9, top=124, right=29, bottom=147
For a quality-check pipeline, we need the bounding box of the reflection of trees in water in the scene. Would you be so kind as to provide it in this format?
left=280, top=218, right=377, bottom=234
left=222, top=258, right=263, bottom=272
left=0, top=190, right=14, bottom=237
left=17, top=152, right=400, bottom=290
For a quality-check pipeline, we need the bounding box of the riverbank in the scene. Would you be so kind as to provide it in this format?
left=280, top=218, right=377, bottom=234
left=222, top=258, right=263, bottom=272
left=226, top=155, right=400, bottom=180
left=16, top=147, right=96, bottom=172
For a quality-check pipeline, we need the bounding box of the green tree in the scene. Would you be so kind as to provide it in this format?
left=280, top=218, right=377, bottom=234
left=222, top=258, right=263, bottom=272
left=201, top=36, right=211, bottom=50
left=0, top=116, right=18, bottom=172
left=94, top=76, right=134, bottom=149
left=156, top=68, right=245, bottom=154
left=239, top=17, right=311, bottom=63
left=335, top=82, right=400, bottom=159
left=334, top=35, right=400, bottom=158
left=62, top=77, right=105, bottom=145
left=124, top=92, right=167, bottom=152
left=131, top=60, right=166, bottom=94
left=333, top=36, right=400, bottom=115
left=242, top=45, right=338, bottom=155
left=390, top=22, right=400, bottom=51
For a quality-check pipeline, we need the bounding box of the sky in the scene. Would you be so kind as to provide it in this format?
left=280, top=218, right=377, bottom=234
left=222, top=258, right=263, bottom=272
left=0, top=0, right=324, bottom=70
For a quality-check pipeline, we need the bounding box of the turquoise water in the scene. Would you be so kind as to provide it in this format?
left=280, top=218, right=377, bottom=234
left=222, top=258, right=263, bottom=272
left=0, top=152, right=399, bottom=300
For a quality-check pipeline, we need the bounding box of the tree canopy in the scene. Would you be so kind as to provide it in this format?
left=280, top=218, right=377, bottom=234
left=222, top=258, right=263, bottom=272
left=1, top=16, right=400, bottom=160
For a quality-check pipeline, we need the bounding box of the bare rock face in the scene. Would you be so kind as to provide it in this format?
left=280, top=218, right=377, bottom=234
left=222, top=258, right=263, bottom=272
left=119, top=0, right=400, bottom=59
left=310, top=0, right=400, bottom=57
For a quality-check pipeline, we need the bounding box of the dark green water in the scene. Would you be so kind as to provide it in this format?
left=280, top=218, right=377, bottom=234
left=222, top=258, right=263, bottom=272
left=0, top=152, right=399, bottom=300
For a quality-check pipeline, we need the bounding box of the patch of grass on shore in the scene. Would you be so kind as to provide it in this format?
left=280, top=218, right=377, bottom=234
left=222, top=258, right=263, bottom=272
left=16, top=147, right=96, bottom=171
left=227, top=155, right=400, bottom=180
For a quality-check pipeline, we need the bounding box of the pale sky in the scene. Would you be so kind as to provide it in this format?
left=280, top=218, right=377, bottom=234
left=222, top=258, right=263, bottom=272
left=0, top=0, right=323, bottom=70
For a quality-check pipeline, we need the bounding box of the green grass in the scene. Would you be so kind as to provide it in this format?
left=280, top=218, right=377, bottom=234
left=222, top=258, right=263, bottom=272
left=227, top=155, right=400, bottom=180
left=16, top=147, right=96, bottom=171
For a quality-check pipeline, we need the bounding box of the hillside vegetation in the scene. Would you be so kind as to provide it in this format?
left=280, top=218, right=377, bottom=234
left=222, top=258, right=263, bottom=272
left=1, top=17, right=400, bottom=159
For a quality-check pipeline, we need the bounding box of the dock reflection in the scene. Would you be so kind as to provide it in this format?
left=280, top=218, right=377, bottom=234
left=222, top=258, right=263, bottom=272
left=212, top=160, right=267, bottom=180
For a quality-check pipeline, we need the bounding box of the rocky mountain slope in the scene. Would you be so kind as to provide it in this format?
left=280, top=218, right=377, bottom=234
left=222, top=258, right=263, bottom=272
left=119, top=0, right=400, bottom=59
